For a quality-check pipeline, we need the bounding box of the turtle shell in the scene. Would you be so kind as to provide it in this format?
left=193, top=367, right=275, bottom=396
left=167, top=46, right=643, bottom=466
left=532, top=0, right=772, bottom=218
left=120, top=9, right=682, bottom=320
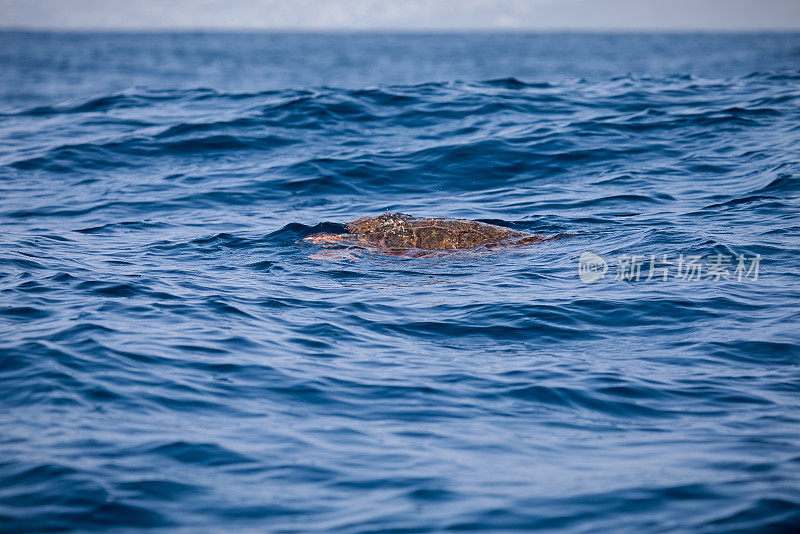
left=345, top=213, right=532, bottom=250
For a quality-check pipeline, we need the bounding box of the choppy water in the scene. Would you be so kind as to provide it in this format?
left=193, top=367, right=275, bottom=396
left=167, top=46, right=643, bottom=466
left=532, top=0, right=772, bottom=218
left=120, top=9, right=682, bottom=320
left=2, top=32, right=800, bottom=533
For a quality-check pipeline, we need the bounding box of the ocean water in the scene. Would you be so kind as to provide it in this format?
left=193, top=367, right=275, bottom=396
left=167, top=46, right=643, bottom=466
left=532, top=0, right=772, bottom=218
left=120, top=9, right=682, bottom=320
left=1, top=31, right=800, bottom=533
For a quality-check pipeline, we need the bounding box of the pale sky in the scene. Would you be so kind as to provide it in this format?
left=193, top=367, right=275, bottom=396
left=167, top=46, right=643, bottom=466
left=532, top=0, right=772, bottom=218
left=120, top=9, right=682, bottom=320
left=1, top=0, right=799, bottom=31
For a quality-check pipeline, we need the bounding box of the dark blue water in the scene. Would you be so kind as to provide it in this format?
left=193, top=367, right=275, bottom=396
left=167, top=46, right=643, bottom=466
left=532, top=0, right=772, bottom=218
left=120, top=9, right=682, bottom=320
left=2, top=32, right=800, bottom=533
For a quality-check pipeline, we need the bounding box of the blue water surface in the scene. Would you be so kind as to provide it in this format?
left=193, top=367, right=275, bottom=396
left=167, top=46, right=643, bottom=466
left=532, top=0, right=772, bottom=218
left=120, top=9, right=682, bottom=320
left=1, top=32, right=800, bottom=533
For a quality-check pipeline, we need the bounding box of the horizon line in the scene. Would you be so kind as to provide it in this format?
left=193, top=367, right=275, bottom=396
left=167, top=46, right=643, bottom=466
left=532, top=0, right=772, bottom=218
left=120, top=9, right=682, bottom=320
left=3, top=26, right=800, bottom=34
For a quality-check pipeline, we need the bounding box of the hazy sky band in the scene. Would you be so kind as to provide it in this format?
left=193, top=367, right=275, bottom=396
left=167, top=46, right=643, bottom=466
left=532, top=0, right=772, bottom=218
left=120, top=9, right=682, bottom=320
left=1, top=0, right=799, bottom=31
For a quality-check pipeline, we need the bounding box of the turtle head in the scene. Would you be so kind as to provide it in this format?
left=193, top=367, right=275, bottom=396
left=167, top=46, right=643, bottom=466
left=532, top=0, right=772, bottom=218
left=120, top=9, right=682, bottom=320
left=305, top=222, right=348, bottom=237
left=302, top=221, right=350, bottom=245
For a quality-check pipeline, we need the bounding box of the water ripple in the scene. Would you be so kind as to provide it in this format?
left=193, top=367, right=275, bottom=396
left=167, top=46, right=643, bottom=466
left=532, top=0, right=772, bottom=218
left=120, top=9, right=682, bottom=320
left=1, top=32, right=800, bottom=533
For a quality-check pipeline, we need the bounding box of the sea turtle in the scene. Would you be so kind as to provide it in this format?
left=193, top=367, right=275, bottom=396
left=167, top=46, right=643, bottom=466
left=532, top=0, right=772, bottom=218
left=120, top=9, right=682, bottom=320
left=304, top=212, right=557, bottom=259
